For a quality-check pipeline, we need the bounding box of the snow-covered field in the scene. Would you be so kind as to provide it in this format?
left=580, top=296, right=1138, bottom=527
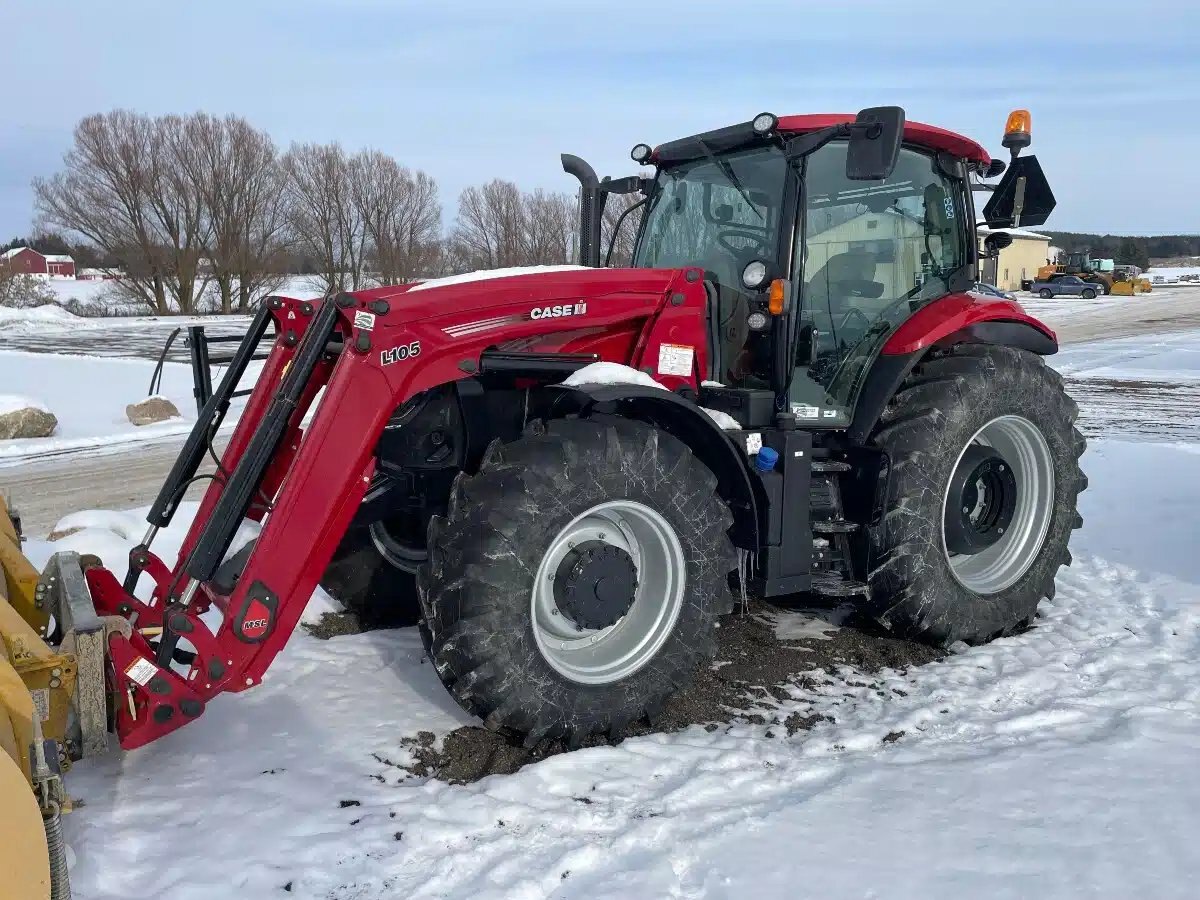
left=0, top=351, right=196, bottom=462
left=6, top=327, right=1196, bottom=899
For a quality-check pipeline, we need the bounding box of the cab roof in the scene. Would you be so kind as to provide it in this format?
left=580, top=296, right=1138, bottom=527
left=776, top=114, right=991, bottom=166
left=654, top=114, right=991, bottom=167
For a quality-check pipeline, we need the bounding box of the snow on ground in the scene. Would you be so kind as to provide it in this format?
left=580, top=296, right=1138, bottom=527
left=22, top=329, right=1198, bottom=899
left=0, top=350, right=259, bottom=465
left=1143, top=266, right=1200, bottom=283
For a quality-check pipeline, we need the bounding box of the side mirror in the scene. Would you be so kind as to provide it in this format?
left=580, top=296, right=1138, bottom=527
left=981, top=231, right=1014, bottom=258
left=982, top=154, right=1056, bottom=228
left=846, top=106, right=905, bottom=181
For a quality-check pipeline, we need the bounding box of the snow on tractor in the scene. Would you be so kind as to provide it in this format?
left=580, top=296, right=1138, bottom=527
left=2, top=104, right=1085, bottom=896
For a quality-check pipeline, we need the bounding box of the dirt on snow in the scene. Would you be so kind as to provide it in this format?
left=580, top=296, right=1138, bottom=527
left=307, top=601, right=943, bottom=785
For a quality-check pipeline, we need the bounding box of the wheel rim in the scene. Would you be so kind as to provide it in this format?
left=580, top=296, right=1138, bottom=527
left=531, top=500, right=686, bottom=685
left=368, top=520, right=427, bottom=573
left=942, top=415, right=1055, bottom=594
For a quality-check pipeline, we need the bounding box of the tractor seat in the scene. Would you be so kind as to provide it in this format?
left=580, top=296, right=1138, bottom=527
left=805, top=250, right=880, bottom=317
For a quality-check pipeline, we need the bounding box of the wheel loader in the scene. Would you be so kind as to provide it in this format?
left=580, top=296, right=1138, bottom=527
left=1, top=106, right=1085, bottom=896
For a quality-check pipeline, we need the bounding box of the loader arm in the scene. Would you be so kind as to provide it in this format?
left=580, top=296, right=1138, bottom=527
left=86, top=267, right=709, bottom=749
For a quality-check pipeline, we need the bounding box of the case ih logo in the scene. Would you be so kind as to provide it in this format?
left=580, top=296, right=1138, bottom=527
left=530, top=303, right=586, bottom=320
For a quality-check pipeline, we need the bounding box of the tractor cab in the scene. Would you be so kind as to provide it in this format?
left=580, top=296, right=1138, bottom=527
left=579, top=108, right=1055, bottom=429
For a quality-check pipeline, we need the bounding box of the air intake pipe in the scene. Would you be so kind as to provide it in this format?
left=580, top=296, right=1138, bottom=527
left=561, top=154, right=604, bottom=267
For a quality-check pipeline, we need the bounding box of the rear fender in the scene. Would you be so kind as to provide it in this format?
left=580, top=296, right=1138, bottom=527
left=541, top=384, right=759, bottom=550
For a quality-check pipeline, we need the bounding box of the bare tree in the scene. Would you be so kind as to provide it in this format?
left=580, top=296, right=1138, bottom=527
left=34, top=110, right=211, bottom=314
left=450, top=181, right=579, bottom=271
left=601, top=192, right=645, bottom=267
left=348, top=151, right=441, bottom=285
left=524, top=189, right=577, bottom=265
left=281, top=143, right=366, bottom=294
left=450, top=180, right=525, bottom=270
left=177, top=115, right=289, bottom=313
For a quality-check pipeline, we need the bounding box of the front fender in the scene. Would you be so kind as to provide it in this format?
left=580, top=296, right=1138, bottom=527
left=543, top=383, right=759, bottom=550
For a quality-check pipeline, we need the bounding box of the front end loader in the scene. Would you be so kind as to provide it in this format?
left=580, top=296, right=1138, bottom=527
left=12, top=108, right=1084, bottom=777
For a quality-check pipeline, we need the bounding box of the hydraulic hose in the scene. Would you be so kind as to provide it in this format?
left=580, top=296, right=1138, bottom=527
left=43, top=802, right=72, bottom=900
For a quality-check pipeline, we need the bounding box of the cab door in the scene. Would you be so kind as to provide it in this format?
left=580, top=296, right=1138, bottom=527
left=788, top=141, right=970, bottom=426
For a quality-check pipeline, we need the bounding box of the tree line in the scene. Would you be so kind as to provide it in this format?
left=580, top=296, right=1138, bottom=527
left=1042, top=232, right=1200, bottom=270
left=20, top=110, right=639, bottom=315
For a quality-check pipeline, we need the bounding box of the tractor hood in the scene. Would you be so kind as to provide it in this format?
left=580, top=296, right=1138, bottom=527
left=343, top=265, right=694, bottom=322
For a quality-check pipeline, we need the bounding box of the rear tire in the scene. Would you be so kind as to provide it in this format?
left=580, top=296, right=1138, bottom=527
left=419, top=417, right=736, bottom=746
left=320, top=525, right=422, bottom=628
left=1039, top=288, right=1053, bottom=299
left=865, top=344, right=1086, bottom=646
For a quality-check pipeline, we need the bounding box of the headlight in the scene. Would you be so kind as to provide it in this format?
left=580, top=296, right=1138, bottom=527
left=742, top=259, right=769, bottom=290
left=752, top=112, right=778, bottom=136
left=747, top=311, right=769, bottom=330
left=630, top=143, right=653, bottom=164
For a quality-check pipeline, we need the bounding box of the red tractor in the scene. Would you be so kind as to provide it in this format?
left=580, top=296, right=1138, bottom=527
left=80, top=107, right=1084, bottom=751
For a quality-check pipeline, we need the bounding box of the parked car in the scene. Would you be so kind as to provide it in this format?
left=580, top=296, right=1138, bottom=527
left=1029, top=275, right=1099, bottom=299
left=973, top=282, right=1018, bottom=300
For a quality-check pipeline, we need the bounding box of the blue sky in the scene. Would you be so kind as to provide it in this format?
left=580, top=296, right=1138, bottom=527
left=2, top=0, right=1196, bottom=237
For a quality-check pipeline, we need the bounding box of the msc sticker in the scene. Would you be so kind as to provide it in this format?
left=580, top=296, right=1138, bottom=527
left=531, top=303, right=587, bottom=320
left=381, top=341, right=422, bottom=366
left=353, top=310, right=376, bottom=330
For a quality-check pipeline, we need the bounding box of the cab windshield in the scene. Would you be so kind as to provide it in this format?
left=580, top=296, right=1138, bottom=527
left=633, top=145, right=787, bottom=291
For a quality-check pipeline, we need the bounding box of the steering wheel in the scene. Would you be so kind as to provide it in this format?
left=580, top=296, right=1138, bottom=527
left=717, top=230, right=769, bottom=258
left=837, top=306, right=873, bottom=333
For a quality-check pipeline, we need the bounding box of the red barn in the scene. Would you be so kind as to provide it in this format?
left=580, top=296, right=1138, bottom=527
left=0, top=247, right=76, bottom=279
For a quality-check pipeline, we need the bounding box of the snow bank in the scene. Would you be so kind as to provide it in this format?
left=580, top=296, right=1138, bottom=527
left=0, top=351, right=199, bottom=463
left=0, top=303, right=80, bottom=330
left=0, top=393, right=50, bottom=414
left=24, top=502, right=323, bottom=622
left=410, top=265, right=586, bottom=292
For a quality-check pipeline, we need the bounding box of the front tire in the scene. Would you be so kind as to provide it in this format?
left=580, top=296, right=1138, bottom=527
left=865, top=344, right=1086, bottom=646
left=419, top=417, right=736, bottom=746
left=1082, top=288, right=1097, bottom=299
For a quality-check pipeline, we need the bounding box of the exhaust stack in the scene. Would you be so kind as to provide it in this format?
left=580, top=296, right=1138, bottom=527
left=561, top=154, right=603, bottom=268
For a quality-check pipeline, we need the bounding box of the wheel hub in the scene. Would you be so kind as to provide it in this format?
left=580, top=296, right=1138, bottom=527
left=553, top=540, right=639, bottom=630
left=944, top=445, right=1017, bottom=555
left=941, top=414, right=1056, bottom=595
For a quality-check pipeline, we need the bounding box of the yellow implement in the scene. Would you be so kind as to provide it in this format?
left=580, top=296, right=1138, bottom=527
left=1, top=496, right=111, bottom=900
